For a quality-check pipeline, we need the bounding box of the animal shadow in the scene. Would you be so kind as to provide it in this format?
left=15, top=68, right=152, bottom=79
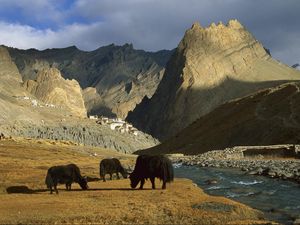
left=6, top=185, right=47, bottom=194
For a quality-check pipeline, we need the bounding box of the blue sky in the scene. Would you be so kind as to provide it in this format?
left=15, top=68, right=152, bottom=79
left=0, top=0, right=299, bottom=65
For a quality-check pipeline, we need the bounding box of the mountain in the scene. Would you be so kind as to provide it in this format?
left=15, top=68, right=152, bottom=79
left=292, top=63, right=300, bottom=70
left=23, top=68, right=87, bottom=118
left=127, top=20, right=300, bottom=140
left=0, top=46, right=158, bottom=153
left=6, top=44, right=173, bottom=118
left=135, top=82, right=300, bottom=155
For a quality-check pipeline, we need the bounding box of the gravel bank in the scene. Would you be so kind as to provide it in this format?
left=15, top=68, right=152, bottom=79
left=170, top=147, right=300, bottom=184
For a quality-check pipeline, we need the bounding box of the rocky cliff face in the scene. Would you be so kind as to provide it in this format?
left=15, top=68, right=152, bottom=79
left=0, top=46, right=22, bottom=86
left=0, top=46, right=38, bottom=123
left=24, top=68, right=87, bottom=118
left=136, top=82, right=300, bottom=155
left=7, top=44, right=173, bottom=119
left=127, top=20, right=300, bottom=140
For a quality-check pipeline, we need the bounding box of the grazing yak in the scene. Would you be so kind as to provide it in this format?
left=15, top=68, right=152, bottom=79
left=129, top=155, right=174, bottom=190
left=99, top=158, right=128, bottom=182
left=45, top=164, right=88, bottom=194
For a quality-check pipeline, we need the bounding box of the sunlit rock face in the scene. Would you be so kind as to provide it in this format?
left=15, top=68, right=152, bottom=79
left=24, top=68, right=87, bottom=118
left=127, top=20, right=300, bottom=140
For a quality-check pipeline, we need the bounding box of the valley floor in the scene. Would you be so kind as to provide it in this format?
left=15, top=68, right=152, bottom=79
left=0, top=138, right=275, bottom=224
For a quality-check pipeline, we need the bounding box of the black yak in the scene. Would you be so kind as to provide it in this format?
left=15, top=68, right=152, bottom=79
left=129, top=155, right=174, bottom=190
left=99, top=158, right=128, bottom=182
left=45, top=163, right=88, bottom=194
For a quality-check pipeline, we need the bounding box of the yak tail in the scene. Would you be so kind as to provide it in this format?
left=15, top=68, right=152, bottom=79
left=162, top=157, right=174, bottom=183
left=45, top=171, right=54, bottom=188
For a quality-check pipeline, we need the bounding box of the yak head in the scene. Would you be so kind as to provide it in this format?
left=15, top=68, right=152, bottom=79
left=129, top=172, right=139, bottom=189
left=120, top=167, right=129, bottom=179
left=79, top=176, right=89, bottom=190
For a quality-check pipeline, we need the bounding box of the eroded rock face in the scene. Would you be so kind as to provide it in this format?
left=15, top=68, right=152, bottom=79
left=24, top=68, right=87, bottom=118
left=0, top=46, right=22, bottom=83
left=127, top=20, right=300, bottom=140
left=7, top=44, right=173, bottom=119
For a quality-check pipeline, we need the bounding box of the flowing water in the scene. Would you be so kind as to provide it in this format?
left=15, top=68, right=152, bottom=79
left=175, top=165, right=300, bottom=225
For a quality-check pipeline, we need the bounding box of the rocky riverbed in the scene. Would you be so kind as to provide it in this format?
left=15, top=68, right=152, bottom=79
left=170, top=147, right=300, bottom=184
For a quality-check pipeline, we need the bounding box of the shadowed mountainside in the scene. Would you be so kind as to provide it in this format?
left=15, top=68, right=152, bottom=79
left=127, top=20, right=300, bottom=140
left=6, top=44, right=173, bottom=118
left=135, top=81, right=300, bottom=155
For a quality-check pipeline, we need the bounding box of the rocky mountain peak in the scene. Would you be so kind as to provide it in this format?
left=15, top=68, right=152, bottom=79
left=227, top=19, right=244, bottom=29
left=190, top=22, right=203, bottom=30
left=127, top=20, right=300, bottom=140
left=24, top=67, right=87, bottom=118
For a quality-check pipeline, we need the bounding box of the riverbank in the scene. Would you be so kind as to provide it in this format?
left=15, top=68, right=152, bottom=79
left=175, top=166, right=300, bottom=225
left=170, top=147, right=300, bottom=184
left=0, top=138, right=274, bottom=224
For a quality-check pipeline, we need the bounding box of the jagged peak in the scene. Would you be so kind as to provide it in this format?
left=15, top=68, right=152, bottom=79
left=227, top=19, right=244, bottom=29
left=191, top=22, right=203, bottom=30
left=188, top=19, right=244, bottom=33
left=122, top=43, right=134, bottom=49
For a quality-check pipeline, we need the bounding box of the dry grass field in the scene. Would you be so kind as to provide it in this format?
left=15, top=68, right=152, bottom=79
left=0, top=138, right=276, bottom=224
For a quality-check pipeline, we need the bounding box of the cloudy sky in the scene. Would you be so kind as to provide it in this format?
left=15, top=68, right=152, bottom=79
left=0, top=0, right=299, bottom=65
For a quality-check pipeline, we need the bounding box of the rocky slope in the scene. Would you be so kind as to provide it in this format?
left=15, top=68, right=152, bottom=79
left=24, top=68, right=87, bottom=118
left=0, top=119, right=158, bottom=153
left=0, top=46, right=41, bottom=124
left=7, top=44, right=173, bottom=118
left=136, top=82, right=300, bottom=155
left=127, top=20, right=300, bottom=140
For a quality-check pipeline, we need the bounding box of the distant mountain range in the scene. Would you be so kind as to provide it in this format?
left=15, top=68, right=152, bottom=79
left=6, top=44, right=174, bottom=118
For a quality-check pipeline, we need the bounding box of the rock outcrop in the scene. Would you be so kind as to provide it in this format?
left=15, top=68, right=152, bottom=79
left=23, top=68, right=87, bottom=118
left=0, top=46, right=22, bottom=82
left=7, top=44, right=173, bottom=119
left=127, top=20, right=300, bottom=140
left=136, top=82, right=300, bottom=155
left=0, top=46, right=39, bottom=123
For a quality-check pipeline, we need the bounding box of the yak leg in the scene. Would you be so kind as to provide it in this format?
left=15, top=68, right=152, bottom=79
left=110, top=173, right=113, bottom=180
left=162, top=181, right=167, bottom=190
left=102, top=175, right=106, bottom=182
left=54, top=185, right=58, bottom=194
left=49, top=185, right=53, bottom=194
left=66, top=184, right=70, bottom=190
left=66, top=183, right=72, bottom=190
left=139, top=179, right=145, bottom=189
left=116, top=172, right=120, bottom=179
left=150, top=177, right=155, bottom=189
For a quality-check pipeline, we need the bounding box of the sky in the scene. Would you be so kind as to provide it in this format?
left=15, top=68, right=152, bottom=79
left=0, top=0, right=299, bottom=65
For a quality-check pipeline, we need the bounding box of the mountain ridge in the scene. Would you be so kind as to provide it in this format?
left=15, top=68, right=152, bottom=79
left=6, top=43, right=174, bottom=118
left=127, top=19, right=300, bottom=140
left=135, top=81, right=300, bottom=155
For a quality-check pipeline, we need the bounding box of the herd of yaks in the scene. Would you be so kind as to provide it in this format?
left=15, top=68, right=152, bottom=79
left=45, top=155, right=174, bottom=194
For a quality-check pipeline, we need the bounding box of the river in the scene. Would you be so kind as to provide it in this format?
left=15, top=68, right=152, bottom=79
left=175, top=165, right=300, bottom=225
